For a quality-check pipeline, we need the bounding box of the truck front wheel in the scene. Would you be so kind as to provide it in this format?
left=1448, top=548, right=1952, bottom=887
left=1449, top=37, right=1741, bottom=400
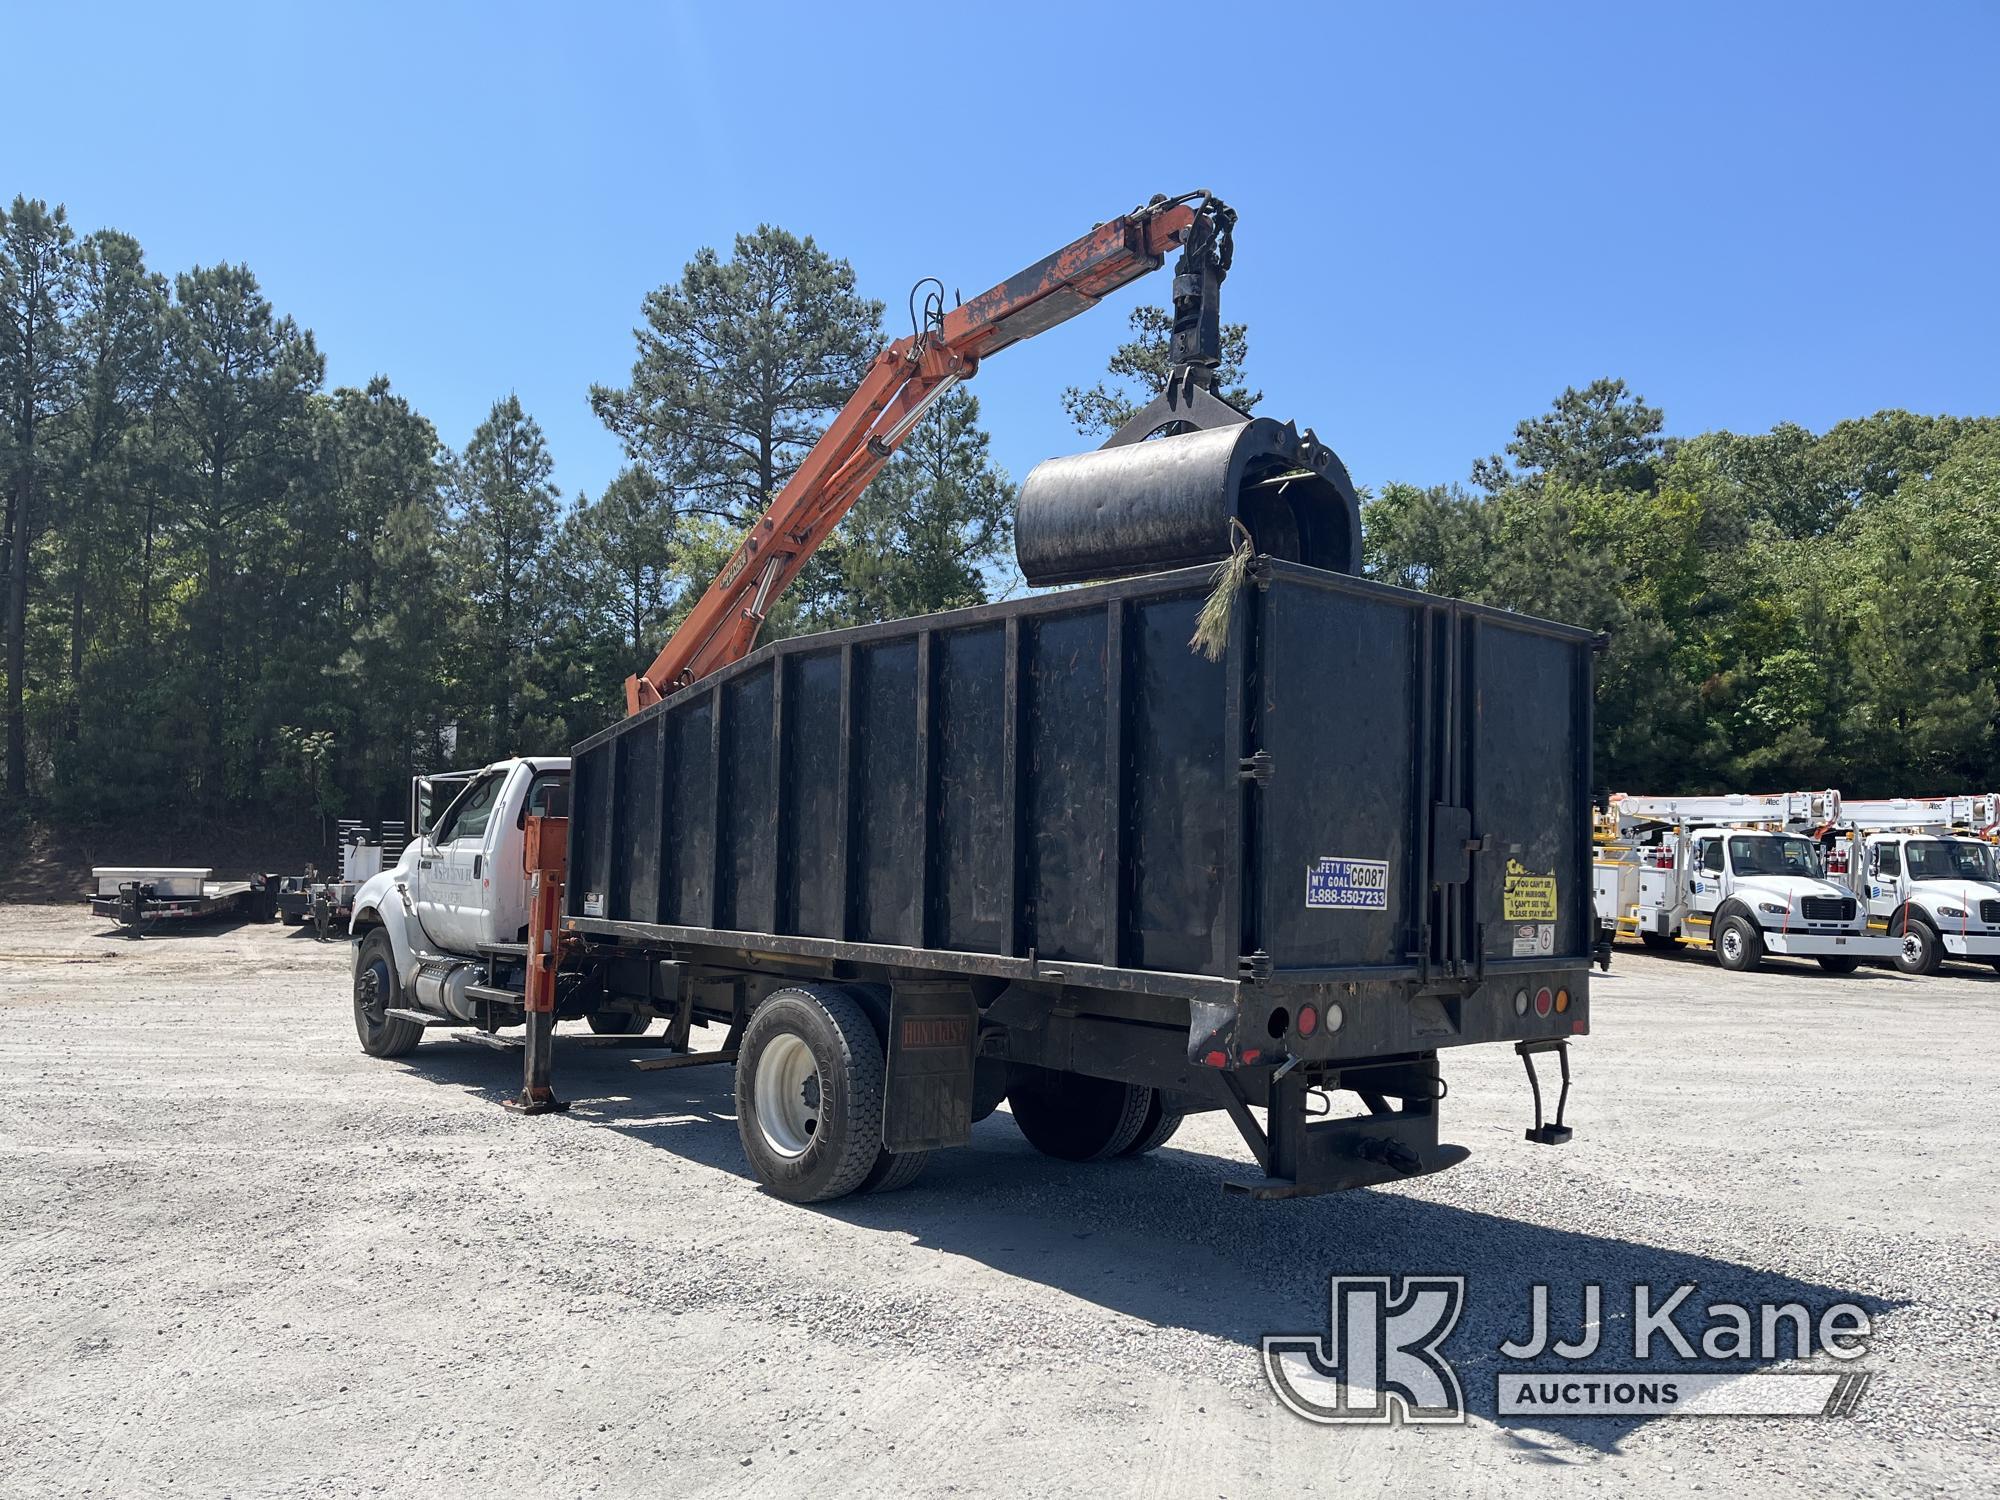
left=353, top=929, right=424, bottom=1059
left=1007, top=1066, right=1152, bottom=1161
left=1715, top=915, right=1764, bottom=973
left=1893, top=919, right=1941, bottom=976
left=736, top=985, right=885, bottom=1204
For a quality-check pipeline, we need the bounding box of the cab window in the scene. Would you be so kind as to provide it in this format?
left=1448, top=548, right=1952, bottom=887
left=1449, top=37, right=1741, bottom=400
left=1876, top=842, right=1901, bottom=878
left=435, top=773, right=504, bottom=845
left=1700, top=840, right=1724, bottom=874
left=1727, top=835, right=1821, bottom=877
left=520, top=771, right=571, bottom=825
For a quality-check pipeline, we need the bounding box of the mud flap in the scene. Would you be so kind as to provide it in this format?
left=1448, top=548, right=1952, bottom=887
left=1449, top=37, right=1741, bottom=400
left=884, top=981, right=978, bottom=1152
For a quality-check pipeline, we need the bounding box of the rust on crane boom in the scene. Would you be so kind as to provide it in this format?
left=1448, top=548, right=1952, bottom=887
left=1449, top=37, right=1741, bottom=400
left=623, top=192, right=1219, bottom=715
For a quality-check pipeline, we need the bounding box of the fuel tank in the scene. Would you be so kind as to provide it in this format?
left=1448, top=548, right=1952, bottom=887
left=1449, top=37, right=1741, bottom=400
left=1014, top=416, right=1362, bottom=587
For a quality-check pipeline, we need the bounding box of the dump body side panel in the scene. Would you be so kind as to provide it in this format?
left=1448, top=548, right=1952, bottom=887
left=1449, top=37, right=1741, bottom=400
left=565, top=565, right=1596, bottom=1011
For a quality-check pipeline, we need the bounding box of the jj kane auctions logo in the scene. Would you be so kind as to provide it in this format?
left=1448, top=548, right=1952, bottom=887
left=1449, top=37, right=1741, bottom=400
left=1264, top=1277, right=1874, bottom=1423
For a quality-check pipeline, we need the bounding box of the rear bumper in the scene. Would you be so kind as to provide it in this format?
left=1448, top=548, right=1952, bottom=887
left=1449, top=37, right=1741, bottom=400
left=1761, top=931, right=1899, bottom=958
left=1190, top=963, right=1589, bottom=1069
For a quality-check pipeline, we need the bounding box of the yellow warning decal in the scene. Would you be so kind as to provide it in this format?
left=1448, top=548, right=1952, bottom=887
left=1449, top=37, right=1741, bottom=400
left=1502, top=859, right=1559, bottom=922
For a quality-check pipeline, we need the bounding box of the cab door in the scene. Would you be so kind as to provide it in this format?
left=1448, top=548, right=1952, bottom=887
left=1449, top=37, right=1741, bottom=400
left=413, top=769, right=507, bottom=953
left=1689, top=836, right=1725, bottom=916
left=1865, top=839, right=1904, bottom=920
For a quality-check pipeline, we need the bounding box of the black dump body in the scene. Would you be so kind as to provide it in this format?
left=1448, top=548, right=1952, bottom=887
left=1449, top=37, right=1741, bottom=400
left=564, top=557, right=1594, bottom=1083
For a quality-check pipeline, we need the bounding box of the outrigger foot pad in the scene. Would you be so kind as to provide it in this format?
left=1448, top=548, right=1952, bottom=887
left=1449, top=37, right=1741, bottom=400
left=503, top=1090, right=570, bottom=1115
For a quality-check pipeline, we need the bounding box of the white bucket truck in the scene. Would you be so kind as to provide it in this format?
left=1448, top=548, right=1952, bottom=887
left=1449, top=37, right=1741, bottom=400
left=1594, top=791, right=1898, bottom=972
left=1823, top=795, right=2000, bottom=975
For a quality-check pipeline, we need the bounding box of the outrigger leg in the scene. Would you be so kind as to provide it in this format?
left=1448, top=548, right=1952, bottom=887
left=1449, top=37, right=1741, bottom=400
left=506, top=809, right=571, bottom=1116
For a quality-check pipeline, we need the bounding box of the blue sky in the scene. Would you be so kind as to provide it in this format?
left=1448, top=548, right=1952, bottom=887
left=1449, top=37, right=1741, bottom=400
left=6, top=1, right=1996, bottom=507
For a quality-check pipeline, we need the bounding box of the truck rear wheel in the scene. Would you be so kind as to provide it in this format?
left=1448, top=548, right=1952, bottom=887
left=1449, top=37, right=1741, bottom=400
left=587, top=1009, right=645, bottom=1035
left=859, top=1144, right=930, bottom=1194
left=1893, top=919, right=1941, bottom=976
left=353, top=929, right=423, bottom=1059
left=1118, top=1091, right=1185, bottom=1156
left=1816, top=955, right=1861, bottom=974
left=736, top=985, right=885, bottom=1203
left=1006, top=1066, right=1151, bottom=1161
left=1638, top=931, right=1679, bottom=951
left=1715, top=914, right=1764, bottom=973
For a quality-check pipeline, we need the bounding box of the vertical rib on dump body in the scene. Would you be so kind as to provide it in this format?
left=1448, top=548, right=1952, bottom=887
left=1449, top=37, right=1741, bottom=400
left=564, top=559, right=1595, bottom=1066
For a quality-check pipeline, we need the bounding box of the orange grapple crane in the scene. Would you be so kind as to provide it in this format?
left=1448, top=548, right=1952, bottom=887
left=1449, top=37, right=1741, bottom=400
left=518, top=193, right=1234, bottom=1081
left=623, top=190, right=1234, bottom=714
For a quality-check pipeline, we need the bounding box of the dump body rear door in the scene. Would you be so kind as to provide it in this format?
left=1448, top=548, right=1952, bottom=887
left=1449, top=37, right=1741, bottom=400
left=1252, top=567, right=1595, bottom=983
left=1464, top=614, right=1595, bottom=972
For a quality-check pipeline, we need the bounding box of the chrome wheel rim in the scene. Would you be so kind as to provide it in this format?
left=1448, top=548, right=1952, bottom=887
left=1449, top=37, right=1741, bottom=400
left=1900, top=933, right=1924, bottom=966
left=755, top=1033, right=822, bottom=1158
left=1721, top=928, right=1741, bottom=962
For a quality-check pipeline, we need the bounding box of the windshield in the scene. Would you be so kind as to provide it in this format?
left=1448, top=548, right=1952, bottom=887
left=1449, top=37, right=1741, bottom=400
left=1903, top=838, right=1999, bottom=882
left=1727, top=835, right=1823, bottom=878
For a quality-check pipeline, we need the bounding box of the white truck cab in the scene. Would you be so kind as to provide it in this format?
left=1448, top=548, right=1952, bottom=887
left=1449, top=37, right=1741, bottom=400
left=1825, top=796, right=2000, bottom=974
left=1594, top=791, right=1898, bottom=972
left=350, top=757, right=572, bottom=1038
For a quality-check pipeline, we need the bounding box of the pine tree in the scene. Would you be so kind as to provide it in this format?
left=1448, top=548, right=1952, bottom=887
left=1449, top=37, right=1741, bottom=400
left=837, top=389, right=1014, bottom=622
left=451, top=395, right=557, bottom=752
left=0, top=197, right=83, bottom=797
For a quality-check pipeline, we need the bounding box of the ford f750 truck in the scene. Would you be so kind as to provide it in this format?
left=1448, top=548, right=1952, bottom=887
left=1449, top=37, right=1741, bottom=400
left=348, top=192, right=1597, bottom=1203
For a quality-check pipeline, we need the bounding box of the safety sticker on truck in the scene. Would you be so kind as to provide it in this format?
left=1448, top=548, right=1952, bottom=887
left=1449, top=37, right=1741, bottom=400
left=1502, top=859, right=1559, bottom=921
left=1511, top=922, right=1556, bottom=957
left=1306, top=857, right=1389, bottom=911
left=582, top=892, right=606, bottom=917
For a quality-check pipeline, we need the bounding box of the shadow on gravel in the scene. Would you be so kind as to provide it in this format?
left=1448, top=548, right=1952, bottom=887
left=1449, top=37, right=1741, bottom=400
left=88, top=914, right=258, bottom=942
left=394, top=1029, right=1903, bottom=1455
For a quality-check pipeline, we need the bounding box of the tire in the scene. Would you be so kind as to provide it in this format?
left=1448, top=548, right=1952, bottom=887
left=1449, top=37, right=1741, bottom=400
left=1989, top=958, right=2000, bottom=976
left=353, top=928, right=423, bottom=1058
left=1715, top=914, right=1764, bottom=973
left=1892, top=918, right=1942, bottom=976
left=1118, top=1091, right=1186, bottom=1156
left=282, top=909, right=304, bottom=927
left=735, top=985, right=886, bottom=1204
left=1816, top=955, right=1861, bottom=974
left=587, top=1010, right=645, bottom=1035
left=970, top=1057, right=1010, bottom=1124
left=1007, top=1065, right=1152, bottom=1161
left=859, top=1144, right=930, bottom=1194
left=1638, top=931, right=1679, bottom=952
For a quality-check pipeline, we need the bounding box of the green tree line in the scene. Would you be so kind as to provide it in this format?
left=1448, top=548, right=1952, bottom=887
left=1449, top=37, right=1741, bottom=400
left=1363, top=379, right=2000, bottom=795
left=5, top=191, right=1994, bottom=838
left=0, top=198, right=1012, bottom=828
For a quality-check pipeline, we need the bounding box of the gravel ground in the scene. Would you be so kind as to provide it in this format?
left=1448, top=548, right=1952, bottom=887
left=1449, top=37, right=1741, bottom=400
left=1, top=903, right=1994, bottom=1498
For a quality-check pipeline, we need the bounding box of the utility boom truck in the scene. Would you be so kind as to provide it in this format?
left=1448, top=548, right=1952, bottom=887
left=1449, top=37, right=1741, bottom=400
left=1594, top=791, right=1897, bottom=972
left=350, top=193, right=1598, bottom=1204
left=1823, top=796, right=2000, bottom=975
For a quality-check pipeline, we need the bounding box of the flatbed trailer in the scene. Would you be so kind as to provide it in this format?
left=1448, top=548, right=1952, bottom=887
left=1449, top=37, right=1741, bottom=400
left=89, top=869, right=273, bottom=935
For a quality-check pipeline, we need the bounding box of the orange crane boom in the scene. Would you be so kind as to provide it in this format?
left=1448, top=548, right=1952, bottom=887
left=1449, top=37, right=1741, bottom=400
left=625, top=191, right=1223, bottom=714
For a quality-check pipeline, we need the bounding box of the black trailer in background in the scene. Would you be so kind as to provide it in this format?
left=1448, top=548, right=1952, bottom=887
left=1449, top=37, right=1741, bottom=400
left=561, top=559, right=1597, bottom=1198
